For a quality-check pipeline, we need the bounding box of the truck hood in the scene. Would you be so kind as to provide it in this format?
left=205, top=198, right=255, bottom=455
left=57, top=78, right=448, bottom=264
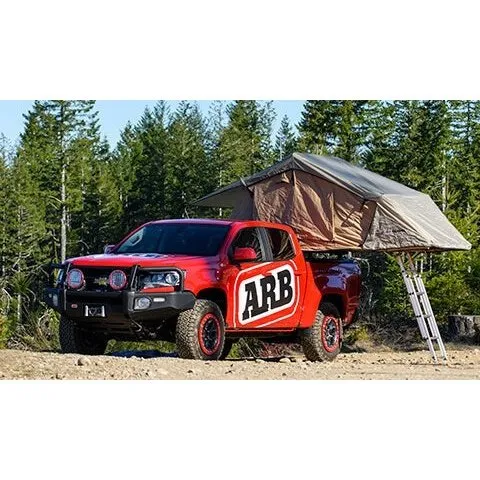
left=68, top=253, right=218, bottom=269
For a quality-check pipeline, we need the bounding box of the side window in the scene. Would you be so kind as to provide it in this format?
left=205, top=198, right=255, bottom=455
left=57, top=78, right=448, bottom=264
left=265, top=228, right=295, bottom=261
left=230, top=228, right=265, bottom=262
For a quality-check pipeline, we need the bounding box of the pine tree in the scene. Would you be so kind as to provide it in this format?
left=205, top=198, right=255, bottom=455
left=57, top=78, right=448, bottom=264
left=297, top=100, right=337, bottom=155
left=111, top=121, right=144, bottom=233
left=362, top=100, right=397, bottom=175
left=43, top=100, right=100, bottom=261
left=366, top=101, right=451, bottom=201
left=297, top=100, right=369, bottom=163
left=164, top=101, right=210, bottom=218
left=407, top=101, right=451, bottom=207
left=0, top=134, right=13, bottom=278
left=332, top=100, right=370, bottom=163
left=274, top=115, right=297, bottom=161
left=19, top=100, right=101, bottom=261
left=82, top=155, right=124, bottom=253
left=8, top=146, right=47, bottom=327
left=205, top=101, right=227, bottom=192
left=115, top=102, right=170, bottom=228
left=217, top=101, right=276, bottom=184
left=0, top=135, right=14, bottom=344
left=112, top=101, right=211, bottom=224
left=448, top=101, right=480, bottom=211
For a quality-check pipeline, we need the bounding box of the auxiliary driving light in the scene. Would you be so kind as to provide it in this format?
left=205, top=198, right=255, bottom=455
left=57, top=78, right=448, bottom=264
left=109, top=270, right=127, bottom=290
left=134, top=297, right=152, bottom=310
left=67, top=269, right=84, bottom=289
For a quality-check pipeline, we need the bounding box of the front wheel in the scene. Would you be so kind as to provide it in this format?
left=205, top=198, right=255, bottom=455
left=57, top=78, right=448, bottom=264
left=300, top=302, right=343, bottom=362
left=175, top=300, right=226, bottom=360
left=59, top=315, right=108, bottom=355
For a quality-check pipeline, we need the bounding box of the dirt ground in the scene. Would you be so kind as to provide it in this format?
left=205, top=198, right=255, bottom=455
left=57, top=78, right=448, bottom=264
left=1, top=344, right=480, bottom=380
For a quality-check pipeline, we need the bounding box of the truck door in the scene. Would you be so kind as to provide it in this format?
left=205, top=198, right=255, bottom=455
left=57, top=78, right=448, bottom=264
left=226, top=226, right=302, bottom=330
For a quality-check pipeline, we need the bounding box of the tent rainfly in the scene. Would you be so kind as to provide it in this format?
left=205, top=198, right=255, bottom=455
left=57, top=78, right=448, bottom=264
left=195, top=152, right=471, bottom=253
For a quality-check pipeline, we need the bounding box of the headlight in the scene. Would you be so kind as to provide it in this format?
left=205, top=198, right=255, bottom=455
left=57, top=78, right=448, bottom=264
left=67, top=269, right=84, bottom=289
left=109, top=270, right=127, bottom=290
left=141, top=271, right=181, bottom=289
left=164, top=272, right=180, bottom=286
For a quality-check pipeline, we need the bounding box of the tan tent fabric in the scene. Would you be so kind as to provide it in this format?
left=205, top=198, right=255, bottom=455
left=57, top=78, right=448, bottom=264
left=250, top=171, right=377, bottom=250
left=195, top=153, right=471, bottom=252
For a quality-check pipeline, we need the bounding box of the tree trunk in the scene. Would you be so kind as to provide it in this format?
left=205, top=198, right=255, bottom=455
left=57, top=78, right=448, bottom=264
left=448, top=315, right=480, bottom=339
left=60, top=103, right=67, bottom=263
left=61, top=160, right=66, bottom=263
left=16, top=293, right=21, bottom=325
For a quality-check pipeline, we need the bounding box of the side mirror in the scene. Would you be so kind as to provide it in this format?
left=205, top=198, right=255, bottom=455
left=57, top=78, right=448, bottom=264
left=104, top=244, right=116, bottom=254
left=233, top=247, right=257, bottom=262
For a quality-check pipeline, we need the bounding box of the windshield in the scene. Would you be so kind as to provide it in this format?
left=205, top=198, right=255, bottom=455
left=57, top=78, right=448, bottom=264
left=115, top=223, right=230, bottom=256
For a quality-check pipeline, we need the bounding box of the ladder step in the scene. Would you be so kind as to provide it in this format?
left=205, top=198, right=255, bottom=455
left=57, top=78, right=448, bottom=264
left=415, top=313, right=433, bottom=319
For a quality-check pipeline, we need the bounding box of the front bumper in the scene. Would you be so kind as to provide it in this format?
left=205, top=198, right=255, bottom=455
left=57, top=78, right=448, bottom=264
left=44, top=287, right=196, bottom=337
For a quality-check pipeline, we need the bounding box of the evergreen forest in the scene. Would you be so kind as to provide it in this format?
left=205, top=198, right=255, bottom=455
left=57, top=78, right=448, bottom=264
left=1, top=100, right=479, bottom=350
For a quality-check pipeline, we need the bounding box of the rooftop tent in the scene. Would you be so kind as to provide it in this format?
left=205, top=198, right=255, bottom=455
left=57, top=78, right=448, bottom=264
left=195, top=152, right=471, bottom=253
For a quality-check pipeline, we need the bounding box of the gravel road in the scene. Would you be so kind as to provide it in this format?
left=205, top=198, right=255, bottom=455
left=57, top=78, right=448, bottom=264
left=1, top=346, right=480, bottom=379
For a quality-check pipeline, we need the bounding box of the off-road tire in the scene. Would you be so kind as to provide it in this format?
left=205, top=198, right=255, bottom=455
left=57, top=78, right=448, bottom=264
left=176, top=300, right=226, bottom=360
left=59, top=315, right=108, bottom=355
left=220, top=339, right=234, bottom=360
left=300, top=302, right=343, bottom=362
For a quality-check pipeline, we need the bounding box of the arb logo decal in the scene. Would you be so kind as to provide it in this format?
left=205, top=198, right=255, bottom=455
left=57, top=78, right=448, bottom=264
left=238, top=265, right=295, bottom=325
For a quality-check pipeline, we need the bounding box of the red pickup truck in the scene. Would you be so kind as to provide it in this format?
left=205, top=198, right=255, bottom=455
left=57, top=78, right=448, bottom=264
left=45, top=219, right=361, bottom=361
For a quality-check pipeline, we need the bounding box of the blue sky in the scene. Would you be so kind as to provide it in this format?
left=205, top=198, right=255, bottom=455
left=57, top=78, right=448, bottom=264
left=0, top=100, right=305, bottom=149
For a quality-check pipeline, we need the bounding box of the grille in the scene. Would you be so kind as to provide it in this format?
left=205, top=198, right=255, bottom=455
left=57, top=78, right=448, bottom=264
left=70, top=267, right=131, bottom=292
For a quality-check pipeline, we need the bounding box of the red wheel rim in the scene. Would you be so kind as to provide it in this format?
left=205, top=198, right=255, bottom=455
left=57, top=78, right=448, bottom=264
left=198, top=313, right=221, bottom=355
left=322, top=315, right=340, bottom=353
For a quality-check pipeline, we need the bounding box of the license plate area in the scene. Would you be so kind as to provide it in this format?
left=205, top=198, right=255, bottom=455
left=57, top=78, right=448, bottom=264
left=84, top=305, right=106, bottom=318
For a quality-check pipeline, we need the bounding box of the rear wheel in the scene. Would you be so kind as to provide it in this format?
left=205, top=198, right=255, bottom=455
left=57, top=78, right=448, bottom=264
left=176, top=300, right=225, bottom=360
left=59, top=315, right=108, bottom=355
left=300, top=302, right=342, bottom=361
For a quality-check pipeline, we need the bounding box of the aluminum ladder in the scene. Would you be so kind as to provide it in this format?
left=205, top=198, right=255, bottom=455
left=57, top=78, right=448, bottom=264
left=396, top=253, right=448, bottom=363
